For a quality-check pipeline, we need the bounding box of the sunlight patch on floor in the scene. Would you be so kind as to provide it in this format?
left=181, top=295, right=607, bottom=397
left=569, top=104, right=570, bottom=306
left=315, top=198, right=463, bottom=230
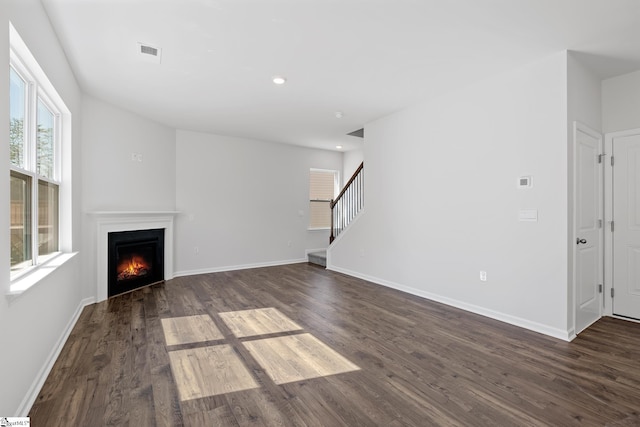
left=243, top=333, right=360, bottom=384
left=161, top=314, right=225, bottom=346
left=162, top=308, right=359, bottom=401
left=168, top=344, right=259, bottom=400
left=219, top=307, right=303, bottom=338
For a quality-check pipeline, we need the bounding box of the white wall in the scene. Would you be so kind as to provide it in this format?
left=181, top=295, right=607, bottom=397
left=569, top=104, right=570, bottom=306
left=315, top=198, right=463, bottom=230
left=175, top=130, right=342, bottom=275
left=329, top=52, right=572, bottom=339
left=0, top=0, right=84, bottom=415
left=81, top=95, right=176, bottom=299
left=602, top=69, right=640, bottom=133
left=81, top=95, right=176, bottom=211
left=568, top=54, right=602, bottom=133
left=566, top=52, right=602, bottom=333
left=343, top=148, right=364, bottom=185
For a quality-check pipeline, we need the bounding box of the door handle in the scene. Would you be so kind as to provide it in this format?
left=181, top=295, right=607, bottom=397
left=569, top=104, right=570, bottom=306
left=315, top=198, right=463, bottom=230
left=576, top=238, right=587, bottom=244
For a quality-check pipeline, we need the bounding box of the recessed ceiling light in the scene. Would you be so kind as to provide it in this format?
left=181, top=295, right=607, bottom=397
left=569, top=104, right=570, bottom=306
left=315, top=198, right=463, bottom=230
left=336, top=145, right=343, bottom=149
left=335, top=111, right=343, bottom=119
left=272, top=76, right=287, bottom=85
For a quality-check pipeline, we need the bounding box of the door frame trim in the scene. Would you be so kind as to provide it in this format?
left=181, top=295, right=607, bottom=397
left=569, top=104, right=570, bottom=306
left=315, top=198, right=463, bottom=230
left=573, top=121, right=604, bottom=335
left=604, top=127, right=640, bottom=317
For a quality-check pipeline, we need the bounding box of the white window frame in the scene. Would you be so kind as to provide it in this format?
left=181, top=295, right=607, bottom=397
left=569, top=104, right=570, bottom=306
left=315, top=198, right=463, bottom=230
left=9, top=23, right=70, bottom=286
left=309, top=168, right=340, bottom=230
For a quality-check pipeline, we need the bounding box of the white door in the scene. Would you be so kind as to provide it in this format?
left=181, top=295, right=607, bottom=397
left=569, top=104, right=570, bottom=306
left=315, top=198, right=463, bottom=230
left=574, top=123, right=603, bottom=334
left=612, top=134, right=640, bottom=320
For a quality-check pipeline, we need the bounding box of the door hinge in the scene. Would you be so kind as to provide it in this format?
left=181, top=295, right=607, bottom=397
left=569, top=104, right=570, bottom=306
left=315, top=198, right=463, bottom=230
left=598, top=284, right=603, bottom=293
left=611, top=288, right=615, bottom=298
left=611, top=156, right=615, bottom=166
left=598, top=219, right=603, bottom=229
left=611, top=221, right=615, bottom=232
left=598, top=154, right=605, bottom=164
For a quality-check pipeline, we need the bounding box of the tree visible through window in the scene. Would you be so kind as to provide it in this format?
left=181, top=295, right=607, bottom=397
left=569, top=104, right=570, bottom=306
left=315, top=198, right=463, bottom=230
left=37, top=99, right=55, bottom=179
left=9, top=67, right=25, bottom=168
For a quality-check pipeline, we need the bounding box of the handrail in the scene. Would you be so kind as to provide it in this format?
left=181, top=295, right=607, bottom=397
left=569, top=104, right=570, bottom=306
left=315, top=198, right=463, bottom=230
left=331, top=162, right=363, bottom=210
left=330, top=162, right=364, bottom=243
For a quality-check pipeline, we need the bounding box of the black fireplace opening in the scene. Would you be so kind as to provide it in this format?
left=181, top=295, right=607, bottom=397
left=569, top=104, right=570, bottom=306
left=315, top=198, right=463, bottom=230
left=108, top=228, right=164, bottom=298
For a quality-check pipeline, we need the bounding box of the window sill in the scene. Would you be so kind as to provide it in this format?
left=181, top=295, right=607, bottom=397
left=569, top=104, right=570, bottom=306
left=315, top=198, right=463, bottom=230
left=6, top=252, right=78, bottom=304
left=307, top=227, right=330, bottom=231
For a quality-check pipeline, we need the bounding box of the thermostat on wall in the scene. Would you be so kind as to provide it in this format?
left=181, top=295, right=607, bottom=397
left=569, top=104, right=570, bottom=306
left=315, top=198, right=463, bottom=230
left=518, top=176, right=533, bottom=188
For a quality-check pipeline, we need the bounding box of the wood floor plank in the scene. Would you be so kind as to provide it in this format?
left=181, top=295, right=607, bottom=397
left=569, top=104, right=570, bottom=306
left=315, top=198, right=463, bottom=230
left=150, top=363, right=184, bottom=427
left=29, top=263, right=640, bottom=426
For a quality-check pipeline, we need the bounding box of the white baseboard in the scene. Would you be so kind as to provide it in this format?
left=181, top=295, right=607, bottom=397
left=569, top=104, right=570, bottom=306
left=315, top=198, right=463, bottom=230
left=174, top=258, right=307, bottom=278
left=327, top=265, right=573, bottom=342
left=16, top=296, right=96, bottom=416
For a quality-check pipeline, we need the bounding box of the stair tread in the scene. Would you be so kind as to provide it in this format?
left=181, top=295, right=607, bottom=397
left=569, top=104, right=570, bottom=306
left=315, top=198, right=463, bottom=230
left=307, top=251, right=327, bottom=268
left=308, top=251, right=327, bottom=259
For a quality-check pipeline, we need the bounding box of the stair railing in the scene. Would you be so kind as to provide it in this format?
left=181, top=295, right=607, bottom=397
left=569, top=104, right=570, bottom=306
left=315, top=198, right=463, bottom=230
left=330, top=162, right=364, bottom=243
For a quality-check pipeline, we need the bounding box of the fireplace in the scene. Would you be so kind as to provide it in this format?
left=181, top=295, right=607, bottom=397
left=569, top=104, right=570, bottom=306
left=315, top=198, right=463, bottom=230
left=108, top=228, right=164, bottom=297
left=92, top=211, right=177, bottom=302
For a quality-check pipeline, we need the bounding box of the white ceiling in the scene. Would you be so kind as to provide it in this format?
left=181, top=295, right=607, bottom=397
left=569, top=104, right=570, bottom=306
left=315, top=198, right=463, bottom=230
left=41, top=0, right=640, bottom=152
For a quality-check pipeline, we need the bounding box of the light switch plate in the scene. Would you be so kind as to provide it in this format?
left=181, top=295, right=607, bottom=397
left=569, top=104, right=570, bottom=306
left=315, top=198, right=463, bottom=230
left=519, top=209, right=538, bottom=222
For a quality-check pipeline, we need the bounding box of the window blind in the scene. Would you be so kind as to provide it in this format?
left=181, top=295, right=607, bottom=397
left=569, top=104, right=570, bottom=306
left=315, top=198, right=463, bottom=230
left=309, top=171, right=335, bottom=201
left=309, top=170, right=337, bottom=228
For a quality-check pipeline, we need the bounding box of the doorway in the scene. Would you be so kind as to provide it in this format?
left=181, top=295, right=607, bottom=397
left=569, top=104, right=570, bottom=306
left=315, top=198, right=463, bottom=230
left=605, top=129, right=640, bottom=321
left=574, top=122, right=604, bottom=334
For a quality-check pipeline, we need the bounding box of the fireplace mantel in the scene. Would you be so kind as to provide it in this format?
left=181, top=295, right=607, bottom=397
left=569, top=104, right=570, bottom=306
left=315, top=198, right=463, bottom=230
left=90, top=211, right=179, bottom=302
left=89, top=210, right=180, bottom=217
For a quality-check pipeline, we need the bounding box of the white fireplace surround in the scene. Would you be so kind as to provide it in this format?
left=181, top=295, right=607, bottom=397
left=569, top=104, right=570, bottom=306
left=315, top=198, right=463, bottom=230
left=91, top=211, right=178, bottom=302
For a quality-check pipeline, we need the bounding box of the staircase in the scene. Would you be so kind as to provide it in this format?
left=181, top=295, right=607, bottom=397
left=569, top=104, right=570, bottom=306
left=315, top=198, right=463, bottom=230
left=307, top=251, right=327, bottom=267
left=307, top=162, right=364, bottom=267
left=330, top=162, right=364, bottom=243
left=307, top=162, right=364, bottom=268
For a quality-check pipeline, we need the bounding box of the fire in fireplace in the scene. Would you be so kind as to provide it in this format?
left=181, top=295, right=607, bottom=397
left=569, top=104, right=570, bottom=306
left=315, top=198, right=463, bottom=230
left=108, top=228, right=164, bottom=297
left=117, top=254, right=150, bottom=281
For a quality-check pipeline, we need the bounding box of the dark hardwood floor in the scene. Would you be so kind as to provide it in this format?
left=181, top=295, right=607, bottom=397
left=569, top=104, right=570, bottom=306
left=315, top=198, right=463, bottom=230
left=30, top=263, right=640, bottom=426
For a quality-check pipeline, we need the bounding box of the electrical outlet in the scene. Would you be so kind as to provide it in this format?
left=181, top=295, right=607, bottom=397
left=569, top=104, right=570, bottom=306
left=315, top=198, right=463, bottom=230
left=480, top=271, right=487, bottom=282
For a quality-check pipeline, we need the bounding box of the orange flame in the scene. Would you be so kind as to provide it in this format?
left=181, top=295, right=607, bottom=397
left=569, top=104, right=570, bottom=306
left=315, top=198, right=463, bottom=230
left=117, top=255, right=150, bottom=281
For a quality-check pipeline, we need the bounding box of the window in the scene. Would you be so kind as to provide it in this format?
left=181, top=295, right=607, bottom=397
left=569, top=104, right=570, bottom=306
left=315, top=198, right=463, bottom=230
left=9, top=52, right=62, bottom=278
left=309, top=169, right=339, bottom=229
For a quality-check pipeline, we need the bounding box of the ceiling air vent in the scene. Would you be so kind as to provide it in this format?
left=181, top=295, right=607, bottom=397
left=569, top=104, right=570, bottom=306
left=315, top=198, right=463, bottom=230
left=348, top=128, right=364, bottom=138
left=137, top=42, right=162, bottom=64
left=140, top=45, right=158, bottom=56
